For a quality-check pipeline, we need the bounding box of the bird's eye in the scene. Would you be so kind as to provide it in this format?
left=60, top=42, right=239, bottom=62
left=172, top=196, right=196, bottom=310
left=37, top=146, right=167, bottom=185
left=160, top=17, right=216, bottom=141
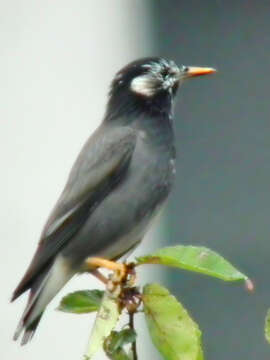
left=160, top=68, right=169, bottom=78
left=181, top=66, right=188, bottom=73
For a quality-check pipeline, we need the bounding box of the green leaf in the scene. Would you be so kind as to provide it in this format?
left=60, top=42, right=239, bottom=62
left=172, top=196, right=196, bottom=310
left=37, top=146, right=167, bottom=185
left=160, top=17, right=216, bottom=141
left=104, top=329, right=136, bottom=360
left=143, top=283, right=203, bottom=360
left=104, top=329, right=137, bottom=353
left=104, top=348, right=131, bottom=360
left=265, top=309, right=270, bottom=344
left=137, top=245, right=248, bottom=282
left=84, top=291, right=120, bottom=360
left=57, top=290, right=104, bottom=314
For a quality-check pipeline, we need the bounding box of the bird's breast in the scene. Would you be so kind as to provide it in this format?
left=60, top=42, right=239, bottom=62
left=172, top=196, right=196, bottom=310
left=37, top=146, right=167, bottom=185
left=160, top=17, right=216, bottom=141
left=62, top=122, right=176, bottom=263
left=128, top=131, right=176, bottom=205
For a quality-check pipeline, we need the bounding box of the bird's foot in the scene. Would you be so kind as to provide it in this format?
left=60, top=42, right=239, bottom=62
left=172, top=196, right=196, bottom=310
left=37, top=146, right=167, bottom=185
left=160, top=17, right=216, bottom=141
left=85, top=257, right=137, bottom=297
left=106, top=262, right=136, bottom=297
left=86, top=257, right=127, bottom=275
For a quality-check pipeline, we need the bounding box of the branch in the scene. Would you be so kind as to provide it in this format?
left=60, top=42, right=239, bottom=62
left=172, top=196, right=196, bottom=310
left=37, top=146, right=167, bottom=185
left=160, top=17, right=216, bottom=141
left=128, top=311, right=137, bottom=360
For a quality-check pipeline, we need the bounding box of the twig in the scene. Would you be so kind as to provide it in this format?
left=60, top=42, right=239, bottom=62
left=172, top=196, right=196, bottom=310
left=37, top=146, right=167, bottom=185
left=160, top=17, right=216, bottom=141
left=128, top=311, right=138, bottom=360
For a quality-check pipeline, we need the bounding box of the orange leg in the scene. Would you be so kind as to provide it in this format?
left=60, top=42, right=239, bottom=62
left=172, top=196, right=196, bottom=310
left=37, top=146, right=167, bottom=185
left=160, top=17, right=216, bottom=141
left=85, top=257, right=127, bottom=281
left=86, top=257, right=126, bottom=272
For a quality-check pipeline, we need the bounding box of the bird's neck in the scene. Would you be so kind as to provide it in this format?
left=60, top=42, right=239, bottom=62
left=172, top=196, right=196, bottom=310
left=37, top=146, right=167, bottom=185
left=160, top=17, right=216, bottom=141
left=103, top=92, right=175, bottom=153
left=104, top=91, right=174, bottom=122
left=137, top=111, right=175, bottom=152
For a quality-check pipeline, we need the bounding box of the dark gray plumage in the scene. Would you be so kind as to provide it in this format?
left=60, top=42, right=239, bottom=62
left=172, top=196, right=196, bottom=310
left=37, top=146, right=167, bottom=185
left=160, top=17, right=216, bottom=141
left=12, top=57, right=215, bottom=344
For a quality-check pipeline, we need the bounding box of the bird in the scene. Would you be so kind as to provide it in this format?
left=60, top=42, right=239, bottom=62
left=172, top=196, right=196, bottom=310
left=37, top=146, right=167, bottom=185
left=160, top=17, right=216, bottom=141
left=11, top=57, right=215, bottom=344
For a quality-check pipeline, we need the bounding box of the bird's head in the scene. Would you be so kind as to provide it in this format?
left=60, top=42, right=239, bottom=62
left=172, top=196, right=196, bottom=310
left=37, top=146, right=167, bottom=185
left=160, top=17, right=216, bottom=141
left=106, top=57, right=216, bottom=118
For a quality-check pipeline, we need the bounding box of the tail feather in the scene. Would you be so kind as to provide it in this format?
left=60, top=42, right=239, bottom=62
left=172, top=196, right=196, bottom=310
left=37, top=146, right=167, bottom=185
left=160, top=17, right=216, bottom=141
left=13, top=264, right=51, bottom=344
left=21, top=328, right=34, bottom=346
left=11, top=256, right=52, bottom=303
left=21, top=314, right=43, bottom=345
left=11, top=273, right=35, bottom=303
left=14, top=313, right=42, bottom=345
left=13, top=255, right=74, bottom=345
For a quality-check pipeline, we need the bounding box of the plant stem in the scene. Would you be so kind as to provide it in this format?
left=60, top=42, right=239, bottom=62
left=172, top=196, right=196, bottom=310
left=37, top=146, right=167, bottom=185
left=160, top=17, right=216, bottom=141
left=128, top=312, right=138, bottom=360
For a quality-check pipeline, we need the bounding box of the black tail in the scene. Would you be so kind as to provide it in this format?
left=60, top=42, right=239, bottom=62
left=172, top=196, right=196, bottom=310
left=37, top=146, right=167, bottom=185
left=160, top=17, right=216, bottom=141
left=12, top=256, right=74, bottom=345
left=12, top=265, right=50, bottom=345
left=14, top=312, right=43, bottom=345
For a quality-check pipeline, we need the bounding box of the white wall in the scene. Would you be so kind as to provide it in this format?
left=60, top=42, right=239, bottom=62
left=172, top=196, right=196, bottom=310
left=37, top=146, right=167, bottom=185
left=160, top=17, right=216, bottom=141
left=0, top=2, right=156, bottom=359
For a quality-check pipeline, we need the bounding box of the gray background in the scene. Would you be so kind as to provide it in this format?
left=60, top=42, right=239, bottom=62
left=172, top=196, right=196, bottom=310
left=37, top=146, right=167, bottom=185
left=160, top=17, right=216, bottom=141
left=1, top=1, right=270, bottom=360
left=154, top=1, right=270, bottom=359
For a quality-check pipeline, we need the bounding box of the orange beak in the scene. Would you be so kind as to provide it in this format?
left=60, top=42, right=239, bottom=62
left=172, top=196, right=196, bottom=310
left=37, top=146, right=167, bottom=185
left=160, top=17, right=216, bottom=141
left=185, top=66, right=216, bottom=78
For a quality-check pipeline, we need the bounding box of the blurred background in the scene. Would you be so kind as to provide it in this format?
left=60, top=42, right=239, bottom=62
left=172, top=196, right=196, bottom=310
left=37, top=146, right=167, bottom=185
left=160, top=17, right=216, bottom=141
left=1, top=1, right=270, bottom=359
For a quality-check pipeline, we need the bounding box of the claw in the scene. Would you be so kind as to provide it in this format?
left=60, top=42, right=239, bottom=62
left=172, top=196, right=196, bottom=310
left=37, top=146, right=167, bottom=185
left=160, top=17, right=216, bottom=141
left=85, top=257, right=138, bottom=301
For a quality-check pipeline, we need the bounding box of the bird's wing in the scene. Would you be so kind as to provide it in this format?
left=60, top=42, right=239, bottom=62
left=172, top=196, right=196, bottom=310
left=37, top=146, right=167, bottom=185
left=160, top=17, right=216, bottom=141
left=13, top=125, right=137, bottom=299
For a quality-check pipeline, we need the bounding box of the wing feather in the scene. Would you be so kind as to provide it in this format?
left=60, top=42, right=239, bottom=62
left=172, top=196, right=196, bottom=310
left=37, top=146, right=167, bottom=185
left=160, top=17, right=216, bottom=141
left=12, top=125, right=137, bottom=300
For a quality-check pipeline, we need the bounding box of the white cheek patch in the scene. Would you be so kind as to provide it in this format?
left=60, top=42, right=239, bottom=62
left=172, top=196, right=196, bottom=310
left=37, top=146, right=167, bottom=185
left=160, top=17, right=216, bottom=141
left=130, top=74, right=158, bottom=97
